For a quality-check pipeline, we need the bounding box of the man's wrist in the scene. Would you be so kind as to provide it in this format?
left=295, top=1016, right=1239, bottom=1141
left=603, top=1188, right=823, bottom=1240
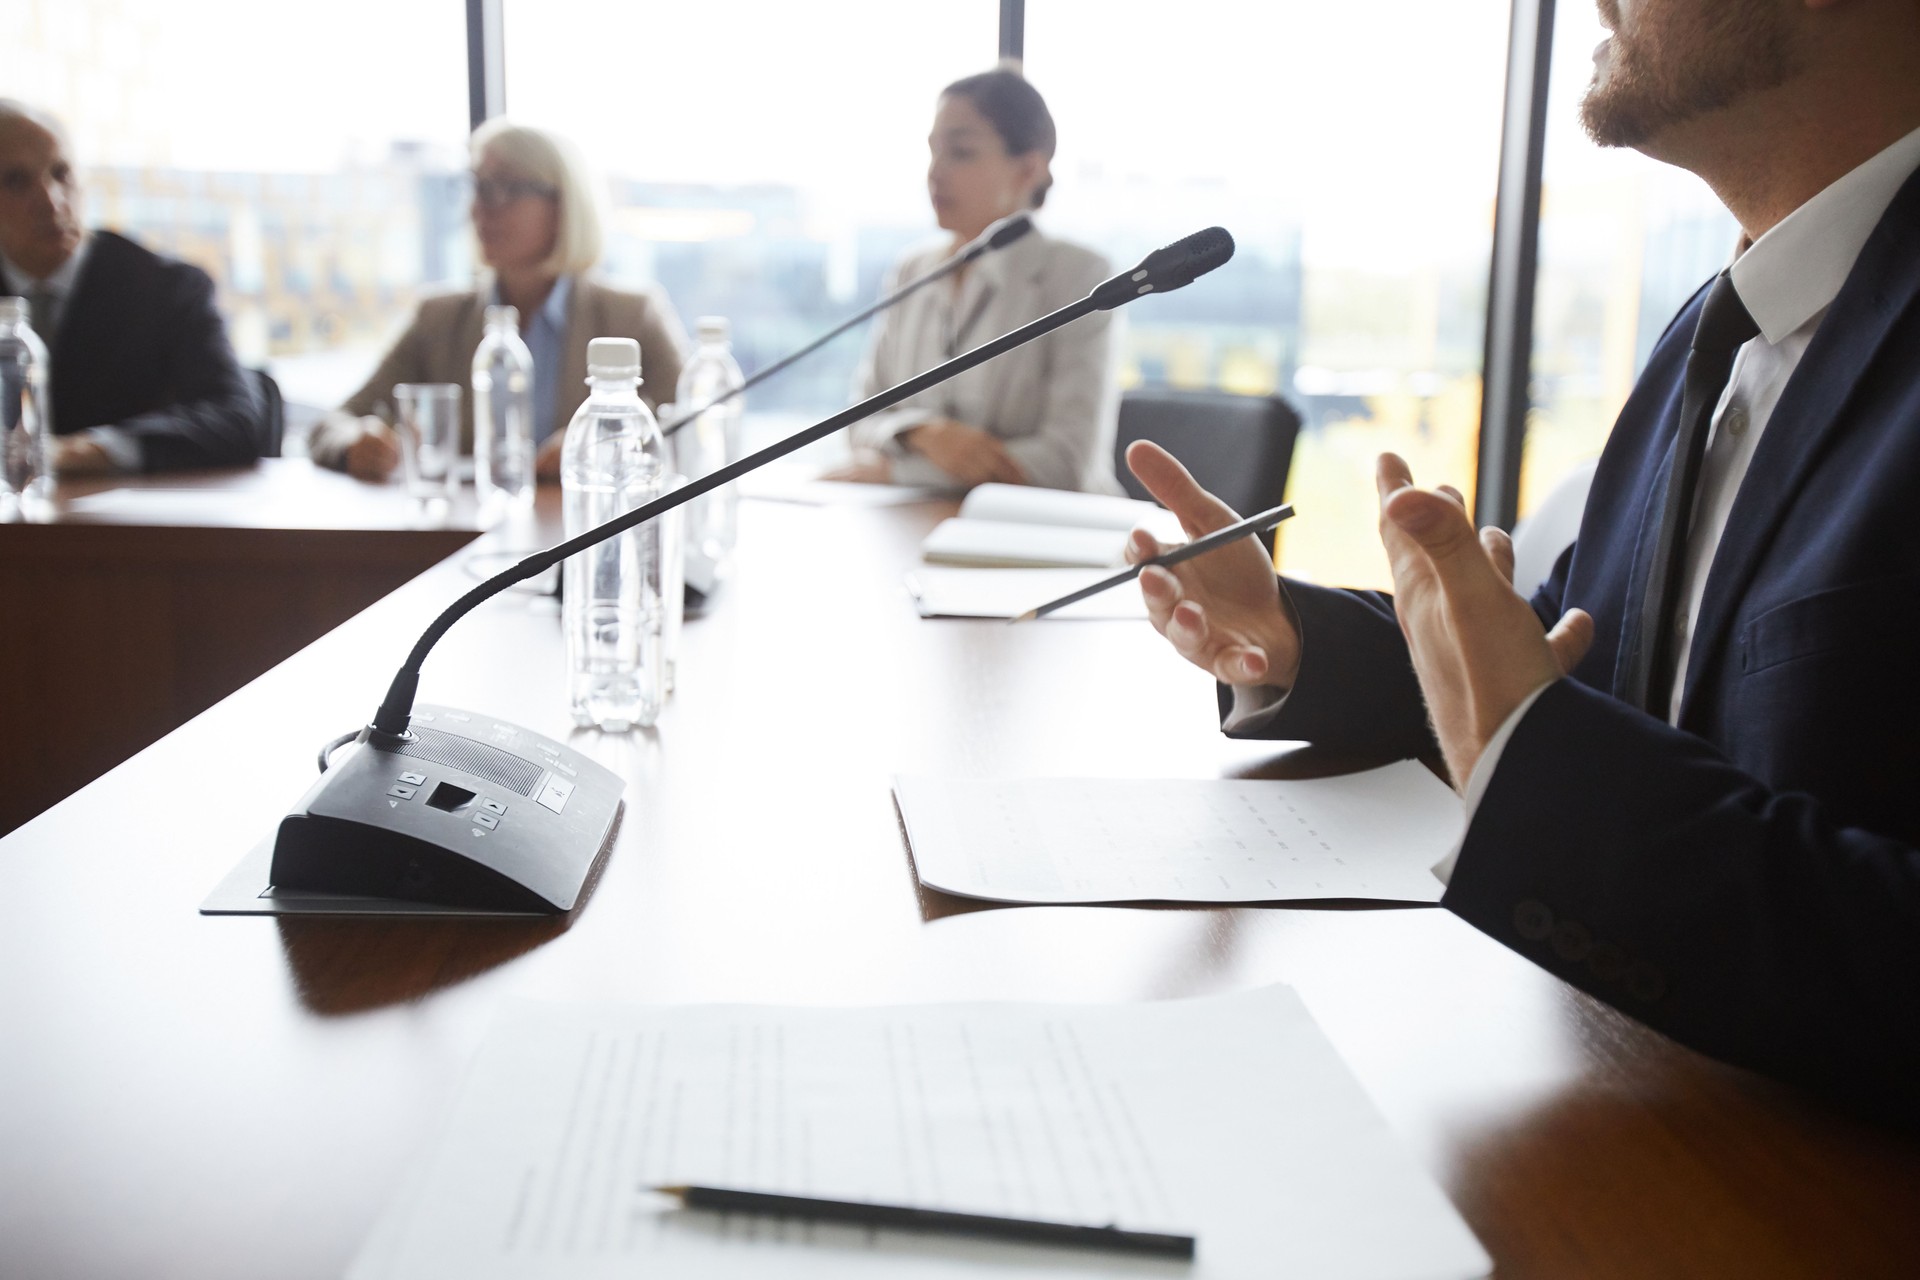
left=1429, top=681, right=1553, bottom=886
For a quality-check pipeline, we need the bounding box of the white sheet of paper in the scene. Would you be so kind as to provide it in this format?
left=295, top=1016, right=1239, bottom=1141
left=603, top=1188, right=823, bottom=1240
left=919, top=517, right=1128, bottom=568
left=895, top=763, right=1461, bottom=905
left=63, top=488, right=290, bottom=523
left=904, top=567, right=1147, bottom=621
left=740, top=472, right=944, bottom=507
left=347, top=987, right=1488, bottom=1280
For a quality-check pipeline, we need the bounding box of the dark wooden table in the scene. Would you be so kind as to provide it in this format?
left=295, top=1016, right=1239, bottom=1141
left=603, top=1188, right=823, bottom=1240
left=1, top=490, right=1917, bottom=1278
left=0, top=460, right=483, bottom=834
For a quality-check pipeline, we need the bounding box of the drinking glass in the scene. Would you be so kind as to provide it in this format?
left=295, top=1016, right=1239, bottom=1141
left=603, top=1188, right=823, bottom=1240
left=394, top=383, right=461, bottom=504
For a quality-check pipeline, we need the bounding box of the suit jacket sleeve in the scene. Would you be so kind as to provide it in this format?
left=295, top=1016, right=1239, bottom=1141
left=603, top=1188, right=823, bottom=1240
left=116, top=263, right=262, bottom=471
left=1446, top=676, right=1920, bottom=1124
left=308, top=307, right=431, bottom=470
left=1216, top=577, right=1439, bottom=759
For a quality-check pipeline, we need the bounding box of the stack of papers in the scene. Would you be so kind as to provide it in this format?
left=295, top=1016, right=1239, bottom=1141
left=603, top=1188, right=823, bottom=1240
left=920, top=484, right=1182, bottom=568
left=349, top=986, right=1489, bottom=1278
left=895, top=763, right=1462, bottom=904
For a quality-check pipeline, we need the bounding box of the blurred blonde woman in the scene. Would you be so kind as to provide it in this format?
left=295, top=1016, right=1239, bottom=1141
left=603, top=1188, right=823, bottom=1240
left=310, top=119, right=687, bottom=481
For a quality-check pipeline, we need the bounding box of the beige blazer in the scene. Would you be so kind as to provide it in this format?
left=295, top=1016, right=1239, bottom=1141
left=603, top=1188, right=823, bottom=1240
left=309, top=276, right=688, bottom=469
left=849, top=227, right=1121, bottom=493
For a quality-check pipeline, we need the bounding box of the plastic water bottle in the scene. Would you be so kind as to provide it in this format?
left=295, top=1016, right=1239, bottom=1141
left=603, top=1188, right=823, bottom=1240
left=561, top=337, right=673, bottom=730
left=471, top=304, right=535, bottom=519
left=673, top=316, right=744, bottom=589
left=0, top=297, right=50, bottom=521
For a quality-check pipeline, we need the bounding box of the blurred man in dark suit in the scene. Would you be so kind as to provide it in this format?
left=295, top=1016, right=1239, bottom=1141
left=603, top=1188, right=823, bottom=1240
left=0, top=101, right=259, bottom=474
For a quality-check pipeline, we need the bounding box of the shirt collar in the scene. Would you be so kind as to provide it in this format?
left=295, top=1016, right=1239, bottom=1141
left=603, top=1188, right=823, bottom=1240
left=538, top=274, right=573, bottom=329
left=0, top=232, right=90, bottom=296
left=1731, top=123, right=1920, bottom=345
left=486, top=273, right=574, bottom=330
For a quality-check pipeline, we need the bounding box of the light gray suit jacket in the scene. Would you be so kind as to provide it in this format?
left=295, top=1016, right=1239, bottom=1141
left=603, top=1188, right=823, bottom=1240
left=850, top=228, right=1121, bottom=493
left=309, top=276, right=688, bottom=469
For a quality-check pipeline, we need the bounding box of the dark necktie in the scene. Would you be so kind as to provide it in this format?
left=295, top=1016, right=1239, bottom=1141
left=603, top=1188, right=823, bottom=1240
left=1623, top=270, right=1759, bottom=721
left=27, top=285, right=56, bottom=345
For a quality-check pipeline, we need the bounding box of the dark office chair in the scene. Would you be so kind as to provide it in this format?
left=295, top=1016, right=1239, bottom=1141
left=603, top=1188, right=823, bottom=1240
left=1113, top=388, right=1301, bottom=550
left=248, top=367, right=285, bottom=458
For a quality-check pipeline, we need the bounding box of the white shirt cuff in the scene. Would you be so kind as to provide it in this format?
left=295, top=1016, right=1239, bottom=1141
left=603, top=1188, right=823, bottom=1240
left=1430, top=681, right=1553, bottom=886
left=81, top=426, right=143, bottom=473
left=1222, top=683, right=1289, bottom=734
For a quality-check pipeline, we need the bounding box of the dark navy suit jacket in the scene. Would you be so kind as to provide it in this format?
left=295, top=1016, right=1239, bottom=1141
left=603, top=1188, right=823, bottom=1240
left=1240, top=165, right=1920, bottom=1123
left=0, top=230, right=260, bottom=471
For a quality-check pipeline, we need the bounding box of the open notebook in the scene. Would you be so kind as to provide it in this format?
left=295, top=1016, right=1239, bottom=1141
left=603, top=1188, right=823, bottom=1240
left=919, top=484, right=1184, bottom=568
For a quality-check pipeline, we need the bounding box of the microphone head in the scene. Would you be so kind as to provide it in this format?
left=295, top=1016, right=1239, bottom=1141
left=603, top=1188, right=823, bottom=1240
left=960, top=212, right=1036, bottom=261
left=986, top=212, right=1035, bottom=250
left=1089, top=226, right=1236, bottom=310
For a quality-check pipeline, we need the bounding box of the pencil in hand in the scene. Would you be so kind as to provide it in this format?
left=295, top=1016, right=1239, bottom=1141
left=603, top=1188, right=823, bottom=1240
left=1010, top=501, right=1295, bottom=623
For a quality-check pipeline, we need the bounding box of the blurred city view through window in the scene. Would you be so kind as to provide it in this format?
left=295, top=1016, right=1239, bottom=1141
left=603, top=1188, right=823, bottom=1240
left=12, top=0, right=472, bottom=422
left=18, top=0, right=1738, bottom=588
left=1524, top=3, right=1738, bottom=523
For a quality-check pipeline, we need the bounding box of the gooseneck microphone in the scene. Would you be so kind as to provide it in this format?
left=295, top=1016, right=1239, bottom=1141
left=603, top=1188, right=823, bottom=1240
left=264, top=228, right=1231, bottom=915
left=659, top=212, right=1037, bottom=439
left=368, top=224, right=1235, bottom=739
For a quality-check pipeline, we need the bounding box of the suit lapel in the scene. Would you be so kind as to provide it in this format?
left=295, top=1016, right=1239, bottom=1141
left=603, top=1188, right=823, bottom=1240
left=445, top=294, right=485, bottom=452
left=561, top=278, right=598, bottom=418
left=1679, top=166, right=1920, bottom=720
left=39, top=233, right=127, bottom=430
left=972, top=234, right=1041, bottom=428
left=1609, top=402, right=1685, bottom=699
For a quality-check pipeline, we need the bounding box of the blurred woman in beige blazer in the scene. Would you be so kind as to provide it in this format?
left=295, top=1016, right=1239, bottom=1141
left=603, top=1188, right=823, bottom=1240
left=830, top=67, right=1120, bottom=494
left=309, top=120, right=687, bottom=481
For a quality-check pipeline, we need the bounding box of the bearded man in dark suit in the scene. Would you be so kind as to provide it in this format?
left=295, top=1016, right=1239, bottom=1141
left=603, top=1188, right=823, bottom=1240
left=1127, top=0, right=1920, bottom=1124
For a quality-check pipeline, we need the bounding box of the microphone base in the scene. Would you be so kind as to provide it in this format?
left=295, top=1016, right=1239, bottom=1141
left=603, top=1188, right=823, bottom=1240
left=271, top=704, right=623, bottom=913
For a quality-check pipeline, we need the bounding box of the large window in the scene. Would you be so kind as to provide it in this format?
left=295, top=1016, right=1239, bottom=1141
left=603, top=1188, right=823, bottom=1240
left=506, top=0, right=996, bottom=433
left=20, top=0, right=1626, bottom=548
left=1520, top=3, right=1737, bottom=518
left=1027, top=0, right=1511, bottom=586
left=10, top=0, right=472, bottom=416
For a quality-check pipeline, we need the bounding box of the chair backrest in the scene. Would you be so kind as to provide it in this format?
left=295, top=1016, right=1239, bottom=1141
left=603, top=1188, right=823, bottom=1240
left=248, top=367, right=285, bottom=458
left=1113, top=389, right=1301, bottom=541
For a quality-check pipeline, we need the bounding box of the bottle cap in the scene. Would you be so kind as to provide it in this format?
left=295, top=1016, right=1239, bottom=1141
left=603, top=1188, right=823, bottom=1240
left=697, top=315, right=730, bottom=343
left=0, top=297, right=26, bottom=325
left=587, top=336, right=642, bottom=379
left=484, top=304, right=519, bottom=329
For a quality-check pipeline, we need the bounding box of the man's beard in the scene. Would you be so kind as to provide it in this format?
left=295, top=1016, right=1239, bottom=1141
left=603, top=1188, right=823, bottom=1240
left=1580, top=0, right=1801, bottom=149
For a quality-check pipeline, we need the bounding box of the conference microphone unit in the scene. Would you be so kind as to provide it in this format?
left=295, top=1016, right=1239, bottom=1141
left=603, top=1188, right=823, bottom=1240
left=659, top=211, right=1036, bottom=439
left=267, top=227, right=1236, bottom=914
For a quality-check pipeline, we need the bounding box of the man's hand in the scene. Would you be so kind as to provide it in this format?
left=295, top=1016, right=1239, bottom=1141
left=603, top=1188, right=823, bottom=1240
left=902, top=419, right=1025, bottom=486
left=1124, top=439, right=1299, bottom=689
left=1376, top=452, right=1594, bottom=788
left=343, top=417, right=401, bottom=482
left=51, top=436, right=116, bottom=476
left=535, top=429, right=566, bottom=483
left=820, top=448, right=894, bottom=484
